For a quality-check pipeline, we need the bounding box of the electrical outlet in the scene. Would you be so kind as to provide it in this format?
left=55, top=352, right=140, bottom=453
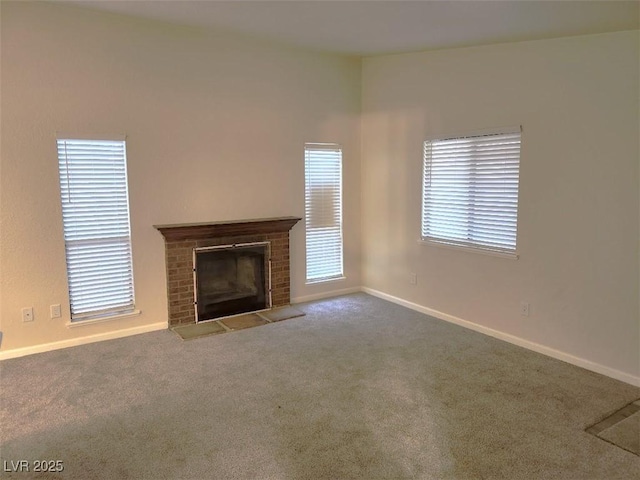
left=22, top=307, right=34, bottom=322
left=50, top=304, right=61, bottom=319
left=410, top=273, right=417, bottom=285
left=520, top=302, right=530, bottom=317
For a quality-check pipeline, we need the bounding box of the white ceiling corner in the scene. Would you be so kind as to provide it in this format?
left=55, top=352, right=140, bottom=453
left=63, top=0, right=640, bottom=56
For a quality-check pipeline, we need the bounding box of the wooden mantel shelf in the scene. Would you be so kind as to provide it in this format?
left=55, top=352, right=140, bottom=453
left=154, top=216, right=302, bottom=242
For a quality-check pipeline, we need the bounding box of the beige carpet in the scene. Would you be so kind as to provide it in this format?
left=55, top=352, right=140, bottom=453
left=1, top=293, right=638, bottom=479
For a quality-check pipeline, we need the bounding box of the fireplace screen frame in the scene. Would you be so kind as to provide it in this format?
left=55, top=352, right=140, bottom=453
left=192, top=241, right=272, bottom=323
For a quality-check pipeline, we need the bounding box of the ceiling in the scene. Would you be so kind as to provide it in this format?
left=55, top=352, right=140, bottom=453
left=66, top=0, right=639, bottom=56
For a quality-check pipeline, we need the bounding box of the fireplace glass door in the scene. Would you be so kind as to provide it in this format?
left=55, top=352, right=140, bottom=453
left=194, top=242, right=270, bottom=322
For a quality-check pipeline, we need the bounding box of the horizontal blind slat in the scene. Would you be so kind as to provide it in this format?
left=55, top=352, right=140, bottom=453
left=305, top=144, right=343, bottom=281
left=57, top=138, right=135, bottom=320
left=422, top=130, right=521, bottom=254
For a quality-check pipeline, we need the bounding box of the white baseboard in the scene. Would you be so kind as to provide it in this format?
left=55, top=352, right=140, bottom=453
left=2, top=286, right=638, bottom=388
left=291, top=286, right=362, bottom=305
left=0, top=322, right=167, bottom=361
left=362, top=287, right=640, bottom=387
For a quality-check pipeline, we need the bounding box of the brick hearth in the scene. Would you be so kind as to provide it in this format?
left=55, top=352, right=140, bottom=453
left=155, top=217, right=301, bottom=327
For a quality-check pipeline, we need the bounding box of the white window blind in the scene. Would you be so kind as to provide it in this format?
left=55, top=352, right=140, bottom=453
left=305, top=143, right=344, bottom=282
left=422, top=127, right=521, bottom=256
left=57, top=138, right=136, bottom=321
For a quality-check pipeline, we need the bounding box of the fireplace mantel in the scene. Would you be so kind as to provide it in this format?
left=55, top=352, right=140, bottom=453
left=154, top=216, right=301, bottom=242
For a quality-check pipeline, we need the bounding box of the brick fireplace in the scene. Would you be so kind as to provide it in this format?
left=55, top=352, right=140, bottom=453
left=154, top=217, right=301, bottom=327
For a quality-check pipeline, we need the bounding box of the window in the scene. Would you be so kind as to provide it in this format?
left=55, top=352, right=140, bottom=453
left=57, top=137, right=136, bottom=321
left=304, top=143, right=344, bottom=283
left=421, top=127, right=521, bottom=257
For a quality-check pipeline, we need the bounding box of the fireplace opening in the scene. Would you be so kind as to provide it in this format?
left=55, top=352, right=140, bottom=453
left=194, top=242, right=271, bottom=322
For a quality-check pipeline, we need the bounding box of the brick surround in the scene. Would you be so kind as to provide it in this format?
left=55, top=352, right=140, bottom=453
left=155, top=217, right=301, bottom=327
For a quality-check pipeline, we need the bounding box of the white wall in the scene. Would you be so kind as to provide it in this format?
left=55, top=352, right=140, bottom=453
left=2, top=2, right=638, bottom=385
left=361, top=31, right=639, bottom=381
left=0, top=2, right=361, bottom=352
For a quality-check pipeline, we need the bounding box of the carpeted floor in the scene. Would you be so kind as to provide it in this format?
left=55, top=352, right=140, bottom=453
left=0, top=293, right=638, bottom=479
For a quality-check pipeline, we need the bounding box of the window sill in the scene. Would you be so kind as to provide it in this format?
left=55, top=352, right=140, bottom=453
left=66, top=309, right=142, bottom=328
left=306, top=276, right=346, bottom=285
left=418, top=239, right=519, bottom=260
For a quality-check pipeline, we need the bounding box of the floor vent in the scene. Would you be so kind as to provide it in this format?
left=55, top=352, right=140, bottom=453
left=586, top=399, right=640, bottom=456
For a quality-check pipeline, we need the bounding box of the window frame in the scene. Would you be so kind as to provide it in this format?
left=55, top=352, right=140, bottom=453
left=56, top=134, right=138, bottom=322
left=304, top=142, right=345, bottom=284
left=420, top=126, right=522, bottom=259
